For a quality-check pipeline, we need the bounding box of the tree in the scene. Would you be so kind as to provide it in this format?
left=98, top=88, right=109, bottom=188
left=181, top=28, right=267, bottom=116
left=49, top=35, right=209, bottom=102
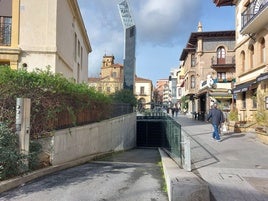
left=111, top=89, right=137, bottom=107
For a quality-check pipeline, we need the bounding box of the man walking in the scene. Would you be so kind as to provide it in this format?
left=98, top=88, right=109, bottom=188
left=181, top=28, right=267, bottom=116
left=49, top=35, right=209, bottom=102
left=206, top=103, right=224, bottom=142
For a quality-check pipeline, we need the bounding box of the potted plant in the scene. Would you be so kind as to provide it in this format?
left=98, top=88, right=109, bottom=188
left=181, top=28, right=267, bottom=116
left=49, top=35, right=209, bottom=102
left=228, top=108, right=239, bottom=132
left=254, top=92, right=268, bottom=140
left=228, top=108, right=239, bottom=121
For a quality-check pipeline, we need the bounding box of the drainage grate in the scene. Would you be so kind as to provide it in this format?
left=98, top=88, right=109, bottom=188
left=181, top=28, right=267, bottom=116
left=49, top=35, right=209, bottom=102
left=219, top=173, right=244, bottom=182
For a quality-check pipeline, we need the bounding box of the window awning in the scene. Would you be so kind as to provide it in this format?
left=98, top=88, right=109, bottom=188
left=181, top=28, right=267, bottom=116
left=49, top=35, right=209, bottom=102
left=233, top=80, right=255, bottom=94
left=256, top=72, right=268, bottom=82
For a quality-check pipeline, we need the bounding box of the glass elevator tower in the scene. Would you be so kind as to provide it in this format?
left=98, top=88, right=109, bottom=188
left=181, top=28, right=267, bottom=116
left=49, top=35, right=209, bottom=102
left=117, top=0, right=136, bottom=91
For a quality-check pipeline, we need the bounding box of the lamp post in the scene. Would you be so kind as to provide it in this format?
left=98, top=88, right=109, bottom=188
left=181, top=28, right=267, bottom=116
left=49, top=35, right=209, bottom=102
left=228, top=89, right=234, bottom=110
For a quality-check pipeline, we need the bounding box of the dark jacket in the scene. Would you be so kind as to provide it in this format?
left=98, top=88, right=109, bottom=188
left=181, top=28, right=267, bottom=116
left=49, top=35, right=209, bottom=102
left=206, top=108, right=224, bottom=126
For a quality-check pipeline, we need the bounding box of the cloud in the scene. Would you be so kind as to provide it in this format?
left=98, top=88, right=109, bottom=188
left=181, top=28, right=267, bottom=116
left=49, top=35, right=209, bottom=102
left=78, top=0, right=124, bottom=76
left=134, top=0, right=202, bottom=46
left=78, top=0, right=203, bottom=77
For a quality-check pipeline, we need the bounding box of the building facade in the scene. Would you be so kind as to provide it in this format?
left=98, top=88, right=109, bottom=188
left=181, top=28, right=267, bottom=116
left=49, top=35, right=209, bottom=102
left=214, top=0, right=268, bottom=123
left=179, top=23, right=236, bottom=118
left=88, top=55, right=123, bottom=94
left=169, top=68, right=180, bottom=105
left=0, top=0, right=91, bottom=83
left=155, top=79, right=169, bottom=106
left=177, top=63, right=186, bottom=109
left=135, top=76, right=153, bottom=109
left=88, top=55, right=152, bottom=109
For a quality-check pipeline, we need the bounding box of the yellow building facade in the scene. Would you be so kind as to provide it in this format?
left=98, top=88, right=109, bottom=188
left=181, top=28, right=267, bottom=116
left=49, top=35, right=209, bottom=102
left=179, top=23, right=236, bottom=118
left=214, top=0, right=268, bottom=124
left=0, top=0, right=20, bottom=69
left=88, top=55, right=124, bottom=94
left=88, top=55, right=153, bottom=109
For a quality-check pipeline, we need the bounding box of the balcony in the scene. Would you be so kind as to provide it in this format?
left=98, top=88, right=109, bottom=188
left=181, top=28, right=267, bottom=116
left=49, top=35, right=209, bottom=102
left=211, top=56, right=235, bottom=70
left=0, top=18, right=11, bottom=46
left=214, top=81, right=232, bottom=89
left=200, top=79, right=232, bottom=91
left=241, top=0, right=268, bottom=35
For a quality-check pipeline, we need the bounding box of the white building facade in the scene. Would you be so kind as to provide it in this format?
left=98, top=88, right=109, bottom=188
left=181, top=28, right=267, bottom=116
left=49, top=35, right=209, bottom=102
left=0, top=0, right=91, bottom=83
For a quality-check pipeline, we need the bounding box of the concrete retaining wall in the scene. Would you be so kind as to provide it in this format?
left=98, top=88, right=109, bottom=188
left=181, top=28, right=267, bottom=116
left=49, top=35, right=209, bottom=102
left=38, top=113, right=136, bottom=166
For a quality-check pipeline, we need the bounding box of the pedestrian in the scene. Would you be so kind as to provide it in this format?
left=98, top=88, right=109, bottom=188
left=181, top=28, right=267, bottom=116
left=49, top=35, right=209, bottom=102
left=171, top=107, right=175, bottom=117
left=175, top=107, right=179, bottom=117
left=206, top=103, right=224, bottom=142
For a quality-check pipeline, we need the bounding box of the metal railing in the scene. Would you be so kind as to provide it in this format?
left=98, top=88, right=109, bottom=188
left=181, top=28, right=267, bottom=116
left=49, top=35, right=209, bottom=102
left=211, top=56, right=235, bottom=66
left=137, top=114, right=187, bottom=169
left=241, top=0, right=268, bottom=29
left=0, top=97, right=133, bottom=137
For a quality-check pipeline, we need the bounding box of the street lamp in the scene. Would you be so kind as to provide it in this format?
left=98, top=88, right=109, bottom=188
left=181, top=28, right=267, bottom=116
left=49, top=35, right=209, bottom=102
left=228, top=89, right=234, bottom=110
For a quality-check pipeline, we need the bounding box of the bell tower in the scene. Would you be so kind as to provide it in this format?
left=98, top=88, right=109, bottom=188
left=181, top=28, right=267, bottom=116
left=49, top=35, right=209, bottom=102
left=102, top=55, right=114, bottom=68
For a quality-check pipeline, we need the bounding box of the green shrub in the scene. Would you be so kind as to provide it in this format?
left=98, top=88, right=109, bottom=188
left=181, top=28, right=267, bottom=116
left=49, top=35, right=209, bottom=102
left=254, top=91, right=268, bottom=126
left=0, top=123, right=43, bottom=180
left=0, top=67, right=112, bottom=135
left=111, top=89, right=137, bottom=107
left=28, top=140, right=42, bottom=170
left=0, top=123, right=26, bottom=180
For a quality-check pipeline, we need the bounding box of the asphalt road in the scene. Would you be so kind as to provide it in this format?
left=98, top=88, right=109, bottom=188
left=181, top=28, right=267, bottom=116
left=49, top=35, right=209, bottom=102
left=0, top=148, right=168, bottom=201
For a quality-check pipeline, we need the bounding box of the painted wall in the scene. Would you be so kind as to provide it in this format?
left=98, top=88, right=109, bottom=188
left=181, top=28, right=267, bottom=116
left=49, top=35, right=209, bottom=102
left=18, top=0, right=90, bottom=83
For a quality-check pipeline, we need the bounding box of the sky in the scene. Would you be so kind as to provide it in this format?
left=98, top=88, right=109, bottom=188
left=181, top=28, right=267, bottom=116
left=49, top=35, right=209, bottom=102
left=77, top=0, right=235, bottom=86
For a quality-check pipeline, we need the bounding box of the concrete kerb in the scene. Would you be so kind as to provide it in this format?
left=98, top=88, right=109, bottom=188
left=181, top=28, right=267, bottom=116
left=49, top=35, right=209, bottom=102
left=158, top=148, right=209, bottom=201
left=0, top=151, right=113, bottom=194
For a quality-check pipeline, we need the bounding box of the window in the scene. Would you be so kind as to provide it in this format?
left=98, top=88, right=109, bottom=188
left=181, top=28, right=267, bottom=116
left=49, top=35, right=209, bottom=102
left=240, top=51, right=245, bottom=72
left=249, top=44, right=254, bottom=69
left=191, top=54, right=195, bottom=67
left=178, top=88, right=182, bottom=96
left=242, top=92, right=246, bottom=109
left=217, top=47, right=226, bottom=64
left=112, top=72, right=117, bottom=78
left=80, top=47, right=83, bottom=69
left=260, top=37, right=265, bottom=63
left=190, top=75, right=195, bottom=89
left=74, top=33, right=77, bottom=61
left=78, top=40, right=81, bottom=57
left=0, top=16, right=11, bottom=46
left=252, top=89, right=257, bottom=108
left=107, top=87, right=110, bottom=93
left=140, top=86, right=145, bottom=95
left=217, top=72, right=226, bottom=81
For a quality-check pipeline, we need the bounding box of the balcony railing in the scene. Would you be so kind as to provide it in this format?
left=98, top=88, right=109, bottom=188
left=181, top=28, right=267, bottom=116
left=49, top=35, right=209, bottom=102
left=241, top=0, right=268, bottom=34
left=0, top=21, right=11, bottom=46
left=211, top=56, right=235, bottom=66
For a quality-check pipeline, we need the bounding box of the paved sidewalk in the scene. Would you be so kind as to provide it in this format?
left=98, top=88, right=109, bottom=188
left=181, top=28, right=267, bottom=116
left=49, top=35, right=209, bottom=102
left=175, top=114, right=268, bottom=201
